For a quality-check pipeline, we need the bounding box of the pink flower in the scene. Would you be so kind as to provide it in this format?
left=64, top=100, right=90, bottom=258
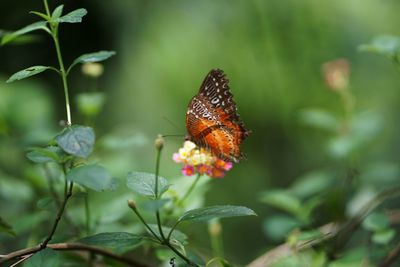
left=322, top=58, right=350, bottom=91
left=173, top=141, right=234, bottom=178
left=181, top=165, right=195, bottom=176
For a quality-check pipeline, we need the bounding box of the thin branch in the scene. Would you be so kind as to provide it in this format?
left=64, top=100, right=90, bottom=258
left=0, top=243, right=151, bottom=267
left=41, top=181, right=74, bottom=248
left=379, top=244, right=400, bottom=267
left=246, top=223, right=339, bottom=267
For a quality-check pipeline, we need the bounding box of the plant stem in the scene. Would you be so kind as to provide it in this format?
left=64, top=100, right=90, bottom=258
left=44, top=0, right=72, bottom=126
left=85, top=192, right=91, bottom=235
left=128, top=203, right=163, bottom=243
left=154, top=147, right=167, bottom=241
left=154, top=147, right=162, bottom=199
left=52, top=33, right=72, bottom=126
left=41, top=181, right=74, bottom=248
left=178, top=173, right=202, bottom=207
left=0, top=243, right=150, bottom=267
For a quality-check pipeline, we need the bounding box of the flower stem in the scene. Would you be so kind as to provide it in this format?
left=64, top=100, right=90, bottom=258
left=127, top=201, right=162, bottom=243
left=85, top=192, right=91, bottom=235
left=178, top=173, right=202, bottom=207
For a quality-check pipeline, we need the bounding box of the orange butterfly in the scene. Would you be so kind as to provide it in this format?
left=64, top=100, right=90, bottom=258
left=186, top=69, right=251, bottom=163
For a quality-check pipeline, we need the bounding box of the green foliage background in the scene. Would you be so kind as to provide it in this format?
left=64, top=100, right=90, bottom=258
left=1, top=0, right=400, bottom=265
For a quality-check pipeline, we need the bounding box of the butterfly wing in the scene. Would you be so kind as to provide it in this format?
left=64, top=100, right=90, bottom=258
left=186, top=69, right=250, bottom=162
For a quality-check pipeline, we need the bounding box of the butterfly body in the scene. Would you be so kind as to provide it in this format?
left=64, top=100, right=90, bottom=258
left=186, top=69, right=250, bottom=163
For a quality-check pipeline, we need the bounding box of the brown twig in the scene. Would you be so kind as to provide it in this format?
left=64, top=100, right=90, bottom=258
left=247, top=186, right=400, bottom=267
left=0, top=243, right=151, bottom=267
left=246, top=223, right=339, bottom=267
left=379, top=244, right=400, bottom=267
left=40, top=181, right=74, bottom=248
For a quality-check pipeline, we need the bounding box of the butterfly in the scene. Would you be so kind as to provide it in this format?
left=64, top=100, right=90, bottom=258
left=186, top=69, right=251, bottom=163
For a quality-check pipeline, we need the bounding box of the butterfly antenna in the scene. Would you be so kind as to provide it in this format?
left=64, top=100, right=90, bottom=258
left=161, top=116, right=186, bottom=139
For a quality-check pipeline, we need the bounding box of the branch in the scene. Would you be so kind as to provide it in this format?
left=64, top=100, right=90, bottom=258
left=246, top=223, right=339, bottom=267
left=379, top=244, right=400, bottom=267
left=0, top=243, right=151, bottom=267
left=247, top=186, right=400, bottom=267
left=41, top=181, right=74, bottom=248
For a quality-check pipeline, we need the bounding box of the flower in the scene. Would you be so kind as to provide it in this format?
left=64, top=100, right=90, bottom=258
left=322, top=58, right=350, bottom=91
left=172, top=140, right=233, bottom=178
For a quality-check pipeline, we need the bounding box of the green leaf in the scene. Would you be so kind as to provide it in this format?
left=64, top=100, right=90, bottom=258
left=298, top=108, right=338, bottom=132
left=68, top=51, right=116, bottom=73
left=1, top=21, right=49, bottom=45
left=51, top=5, right=64, bottom=21
left=30, top=11, right=50, bottom=21
left=259, top=190, right=302, bottom=217
left=291, top=170, right=335, bottom=199
left=362, top=212, right=389, bottom=231
left=0, top=216, right=15, bottom=236
left=57, top=8, right=87, bottom=23
left=126, top=171, right=169, bottom=198
left=37, top=197, right=57, bottom=211
left=26, top=146, right=63, bottom=163
left=139, top=199, right=170, bottom=212
left=6, top=66, right=51, bottom=83
left=25, top=248, right=60, bottom=267
left=372, top=228, right=395, bottom=244
left=178, top=205, right=256, bottom=223
left=66, top=164, right=115, bottom=192
left=147, top=224, right=188, bottom=244
left=56, top=125, right=95, bottom=158
left=263, top=215, right=301, bottom=241
left=78, top=232, right=144, bottom=253
left=358, top=35, right=400, bottom=58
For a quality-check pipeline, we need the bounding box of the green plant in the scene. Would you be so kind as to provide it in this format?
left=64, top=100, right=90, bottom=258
left=0, top=1, right=256, bottom=266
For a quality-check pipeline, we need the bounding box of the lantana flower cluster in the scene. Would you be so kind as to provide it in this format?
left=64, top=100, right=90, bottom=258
left=173, top=141, right=233, bottom=178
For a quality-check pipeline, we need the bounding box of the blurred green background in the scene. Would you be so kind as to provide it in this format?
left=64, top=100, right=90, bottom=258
left=1, top=0, right=400, bottom=265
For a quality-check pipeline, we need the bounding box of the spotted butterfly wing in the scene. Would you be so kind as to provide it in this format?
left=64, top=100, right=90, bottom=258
left=186, top=69, right=250, bottom=163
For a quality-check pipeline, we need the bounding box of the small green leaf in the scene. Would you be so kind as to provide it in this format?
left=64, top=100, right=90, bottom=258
left=66, top=164, right=115, bottom=191
left=68, top=51, right=116, bottom=73
left=358, top=35, right=400, bottom=58
left=7, top=66, right=51, bottom=83
left=37, top=197, right=57, bottom=211
left=126, top=171, right=169, bottom=198
left=0, top=216, right=15, bottom=236
left=78, top=232, right=144, bottom=253
left=56, top=125, right=95, bottom=158
left=30, top=11, right=50, bottom=21
left=26, top=146, right=63, bottom=163
left=25, top=248, right=60, bottom=267
left=57, top=8, right=87, bottom=23
left=291, top=170, right=335, bottom=199
left=259, top=190, right=302, bottom=217
left=362, top=212, right=389, bottom=231
left=139, top=199, right=170, bottom=212
left=298, top=108, right=338, bottom=132
left=1, top=21, right=49, bottom=45
left=263, top=215, right=301, bottom=241
left=148, top=224, right=188, bottom=244
left=178, top=205, right=256, bottom=223
left=372, top=228, right=395, bottom=244
left=51, top=5, right=64, bottom=21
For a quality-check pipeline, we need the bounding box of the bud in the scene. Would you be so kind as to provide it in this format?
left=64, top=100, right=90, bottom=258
left=322, top=58, right=350, bottom=91
left=155, top=134, right=164, bottom=151
left=81, top=62, right=104, bottom=78
left=208, top=219, right=222, bottom=236
left=127, top=199, right=136, bottom=210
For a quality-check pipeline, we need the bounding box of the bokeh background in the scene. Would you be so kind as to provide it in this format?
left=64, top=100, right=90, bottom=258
left=1, top=0, right=400, bottom=265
